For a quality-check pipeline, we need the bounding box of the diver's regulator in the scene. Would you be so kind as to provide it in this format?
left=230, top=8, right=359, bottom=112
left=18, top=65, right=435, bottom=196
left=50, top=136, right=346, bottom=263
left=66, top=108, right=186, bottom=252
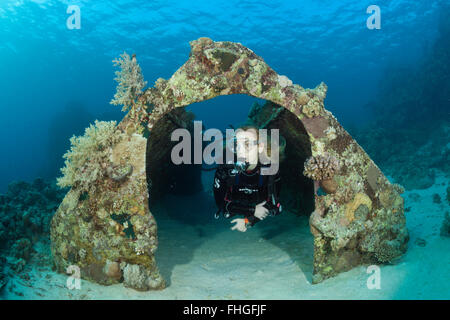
left=230, top=160, right=249, bottom=175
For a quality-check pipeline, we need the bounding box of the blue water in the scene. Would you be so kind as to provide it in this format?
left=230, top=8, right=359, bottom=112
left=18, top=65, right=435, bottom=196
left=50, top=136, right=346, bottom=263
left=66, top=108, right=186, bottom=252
left=0, top=0, right=445, bottom=193
left=0, top=0, right=449, bottom=301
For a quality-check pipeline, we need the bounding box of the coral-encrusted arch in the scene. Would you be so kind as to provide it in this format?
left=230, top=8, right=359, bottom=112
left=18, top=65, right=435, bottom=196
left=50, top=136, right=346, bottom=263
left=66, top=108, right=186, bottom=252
left=51, top=37, right=408, bottom=291
left=122, top=37, right=407, bottom=284
left=118, top=37, right=329, bottom=145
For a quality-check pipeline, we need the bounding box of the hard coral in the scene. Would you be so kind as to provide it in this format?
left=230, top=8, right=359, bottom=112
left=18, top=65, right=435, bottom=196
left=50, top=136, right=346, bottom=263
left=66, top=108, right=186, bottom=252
left=106, top=163, right=133, bottom=182
left=303, top=153, right=340, bottom=182
left=302, top=95, right=323, bottom=118
left=110, top=52, right=147, bottom=112
left=57, top=120, right=124, bottom=193
left=374, top=240, right=402, bottom=263
left=123, top=263, right=165, bottom=291
left=0, top=178, right=65, bottom=250
left=303, top=153, right=340, bottom=194
left=345, top=193, right=372, bottom=224
left=277, top=75, right=293, bottom=88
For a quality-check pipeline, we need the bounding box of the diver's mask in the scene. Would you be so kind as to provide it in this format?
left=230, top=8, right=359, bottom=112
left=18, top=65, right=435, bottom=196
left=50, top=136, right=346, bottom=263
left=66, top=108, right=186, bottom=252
left=226, top=136, right=257, bottom=174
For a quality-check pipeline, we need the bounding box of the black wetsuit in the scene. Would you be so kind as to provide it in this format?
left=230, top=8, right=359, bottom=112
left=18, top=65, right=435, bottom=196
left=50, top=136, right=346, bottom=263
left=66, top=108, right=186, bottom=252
left=213, top=162, right=282, bottom=226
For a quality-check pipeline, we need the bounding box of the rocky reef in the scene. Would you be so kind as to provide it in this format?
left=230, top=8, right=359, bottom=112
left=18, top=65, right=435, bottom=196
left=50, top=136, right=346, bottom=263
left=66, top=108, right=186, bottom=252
left=0, top=256, right=6, bottom=293
left=353, top=123, right=449, bottom=190
left=50, top=37, right=409, bottom=289
left=0, top=178, right=65, bottom=294
left=441, top=211, right=450, bottom=237
left=0, top=179, right=65, bottom=248
left=352, top=7, right=450, bottom=190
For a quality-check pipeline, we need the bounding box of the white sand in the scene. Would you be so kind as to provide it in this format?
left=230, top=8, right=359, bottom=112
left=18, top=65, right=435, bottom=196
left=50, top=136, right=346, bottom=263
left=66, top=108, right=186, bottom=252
left=2, top=172, right=449, bottom=300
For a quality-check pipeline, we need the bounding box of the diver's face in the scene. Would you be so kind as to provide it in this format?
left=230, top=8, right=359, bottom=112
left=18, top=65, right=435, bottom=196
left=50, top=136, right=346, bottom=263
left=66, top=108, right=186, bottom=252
left=235, top=130, right=263, bottom=165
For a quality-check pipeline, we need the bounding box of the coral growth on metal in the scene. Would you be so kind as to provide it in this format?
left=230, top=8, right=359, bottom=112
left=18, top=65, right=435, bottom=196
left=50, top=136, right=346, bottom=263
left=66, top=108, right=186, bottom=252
left=51, top=37, right=408, bottom=290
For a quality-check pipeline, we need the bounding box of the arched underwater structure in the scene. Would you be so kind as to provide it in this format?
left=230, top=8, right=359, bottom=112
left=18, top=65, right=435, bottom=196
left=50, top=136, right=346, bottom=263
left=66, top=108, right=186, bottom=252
left=145, top=97, right=316, bottom=218
left=50, top=37, right=409, bottom=290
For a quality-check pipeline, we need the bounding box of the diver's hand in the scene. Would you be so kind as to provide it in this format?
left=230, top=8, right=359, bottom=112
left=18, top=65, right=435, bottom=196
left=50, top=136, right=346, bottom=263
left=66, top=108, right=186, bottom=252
left=254, top=201, right=269, bottom=220
left=231, top=218, right=247, bottom=232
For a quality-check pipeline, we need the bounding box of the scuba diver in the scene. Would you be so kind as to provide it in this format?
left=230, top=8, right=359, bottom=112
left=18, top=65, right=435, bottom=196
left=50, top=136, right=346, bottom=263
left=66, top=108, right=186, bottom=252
left=213, top=125, right=282, bottom=232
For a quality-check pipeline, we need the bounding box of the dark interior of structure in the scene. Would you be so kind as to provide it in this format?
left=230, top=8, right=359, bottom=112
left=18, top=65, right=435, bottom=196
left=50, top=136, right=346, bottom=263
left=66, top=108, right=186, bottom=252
left=145, top=98, right=315, bottom=218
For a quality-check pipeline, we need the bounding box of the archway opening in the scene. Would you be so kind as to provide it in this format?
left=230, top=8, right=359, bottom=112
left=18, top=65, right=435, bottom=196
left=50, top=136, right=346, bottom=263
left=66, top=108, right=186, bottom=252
left=145, top=94, right=316, bottom=290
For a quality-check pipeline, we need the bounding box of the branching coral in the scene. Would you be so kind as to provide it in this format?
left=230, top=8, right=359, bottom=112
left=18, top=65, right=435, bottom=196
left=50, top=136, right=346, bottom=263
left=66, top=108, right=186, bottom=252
left=303, top=153, right=340, bottom=181
left=303, top=153, right=340, bottom=194
left=110, top=52, right=147, bottom=112
left=57, top=120, right=124, bottom=193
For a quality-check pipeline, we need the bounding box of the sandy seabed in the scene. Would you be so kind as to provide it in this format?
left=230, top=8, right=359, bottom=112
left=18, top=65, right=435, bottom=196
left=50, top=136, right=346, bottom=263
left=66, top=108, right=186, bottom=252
left=2, top=172, right=449, bottom=300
